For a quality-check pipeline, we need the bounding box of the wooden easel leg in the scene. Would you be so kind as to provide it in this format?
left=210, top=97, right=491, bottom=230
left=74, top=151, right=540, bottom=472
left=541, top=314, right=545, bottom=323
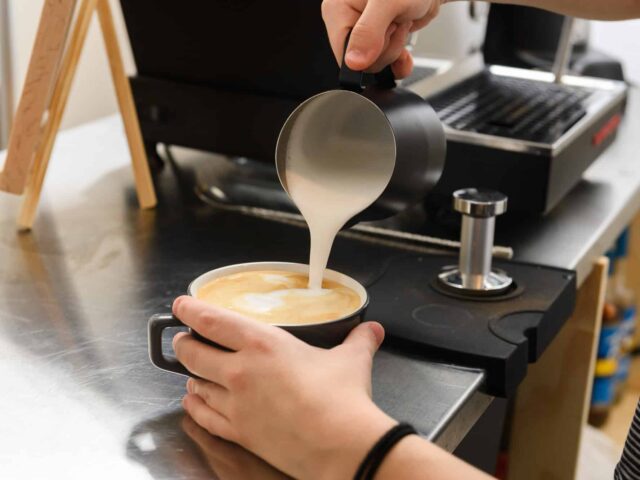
left=0, top=0, right=76, bottom=194
left=17, top=0, right=99, bottom=231
left=17, top=0, right=156, bottom=231
left=96, top=0, right=157, bottom=210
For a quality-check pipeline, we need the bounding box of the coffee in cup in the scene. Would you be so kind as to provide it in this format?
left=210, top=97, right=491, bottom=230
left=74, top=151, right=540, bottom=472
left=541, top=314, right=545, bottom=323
left=196, top=270, right=361, bottom=325
left=148, top=262, right=368, bottom=376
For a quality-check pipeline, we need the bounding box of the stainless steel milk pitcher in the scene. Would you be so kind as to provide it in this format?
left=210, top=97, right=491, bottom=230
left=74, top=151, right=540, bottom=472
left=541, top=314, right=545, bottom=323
left=276, top=34, right=446, bottom=222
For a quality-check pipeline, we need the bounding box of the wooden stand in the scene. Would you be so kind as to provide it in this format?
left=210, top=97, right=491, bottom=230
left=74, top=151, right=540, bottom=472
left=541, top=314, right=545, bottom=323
left=0, top=0, right=156, bottom=231
left=507, top=257, right=609, bottom=480
left=628, top=214, right=640, bottom=348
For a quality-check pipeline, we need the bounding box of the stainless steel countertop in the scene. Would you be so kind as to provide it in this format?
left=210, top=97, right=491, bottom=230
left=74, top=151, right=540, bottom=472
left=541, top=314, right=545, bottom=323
left=0, top=118, right=485, bottom=479
left=1, top=88, right=638, bottom=479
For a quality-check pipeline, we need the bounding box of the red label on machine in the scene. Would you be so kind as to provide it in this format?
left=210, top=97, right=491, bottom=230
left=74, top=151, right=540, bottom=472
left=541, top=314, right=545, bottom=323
left=593, top=114, right=622, bottom=146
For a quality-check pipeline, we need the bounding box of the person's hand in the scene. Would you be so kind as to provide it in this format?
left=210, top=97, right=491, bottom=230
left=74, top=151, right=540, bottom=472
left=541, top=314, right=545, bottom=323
left=172, top=296, right=396, bottom=480
left=321, top=0, right=444, bottom=78
left=182, top=415, right=293, bottom=480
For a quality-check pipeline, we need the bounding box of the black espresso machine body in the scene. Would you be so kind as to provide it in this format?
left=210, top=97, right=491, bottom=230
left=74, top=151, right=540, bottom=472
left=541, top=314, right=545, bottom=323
left=421, top=68, right=627, bottom=215
left=119, top=0, right=338, bottom=164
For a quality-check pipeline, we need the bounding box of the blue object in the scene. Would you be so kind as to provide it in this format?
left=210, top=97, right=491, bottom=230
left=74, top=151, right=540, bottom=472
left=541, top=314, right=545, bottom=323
left=616, top=354, right=632, bottom=386
left=616, top=229, right=630, bottom=258
left=598, top=323, right=623, bottom=358
left=621, top=306, right=637, bottom=337
left=592, top=375, right=616, bottom=406
left=606, top=249, right=617, bottom=275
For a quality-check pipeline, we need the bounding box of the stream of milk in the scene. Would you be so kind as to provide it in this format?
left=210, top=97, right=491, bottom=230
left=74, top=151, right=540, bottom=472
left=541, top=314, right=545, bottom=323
left=283, top=96, right=395, bottom=289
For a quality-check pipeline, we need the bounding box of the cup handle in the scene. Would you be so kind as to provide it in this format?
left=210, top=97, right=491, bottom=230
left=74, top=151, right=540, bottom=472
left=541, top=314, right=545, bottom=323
left=148, top=313, right=191, bottom=376
left=339, top=30, right=396, bottom=92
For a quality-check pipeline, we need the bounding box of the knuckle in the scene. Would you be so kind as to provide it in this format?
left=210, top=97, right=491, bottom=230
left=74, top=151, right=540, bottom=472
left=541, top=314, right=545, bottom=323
left=200, top=390, right=215, bottom=408
left=225, top=403, right=241, bottom=426
left=343, top=343, right=362, bottom=359
left=195, top=311, right=220, bottom=339
left=395, top=0, right=410, bottom=11
left=245, top=333, right=270, bottom=353
left=196, top=311, right=215, bottom=330
left=320, top=0, right=334, bottom=20
left=181, top=348, right=199, bottom=373
left=173, top=336, right=186, bottom=359
left=204, top=417, right=221, bottom=437
left=351, top=22, right=374, bottom=39
left=225, top=366, right=247, bottom=389
left=176, top=341, right=200, bottom=374
left=351, top=22, right=383, bottom=50
left=191, top=379, right=205, bottom=398
left=323, top=0, right=360, bottom=27
left=229, top=426, right=246, bottom=445
left=426, top=3, right=440, bottom=20
left=219, top=423, right=238, bottom=443
left=406, top=0, right=420, bottom=11
left=173, top=296, right=187, bottom=318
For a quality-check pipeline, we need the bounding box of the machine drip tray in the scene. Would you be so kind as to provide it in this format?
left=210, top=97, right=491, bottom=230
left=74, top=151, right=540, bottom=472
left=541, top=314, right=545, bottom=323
left=366, top=254, right=576, bottom=397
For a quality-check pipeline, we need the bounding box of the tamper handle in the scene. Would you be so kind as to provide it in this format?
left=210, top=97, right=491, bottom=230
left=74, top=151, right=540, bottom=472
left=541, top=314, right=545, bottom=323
left=438, top=188, right=513, bottom=295
left=453, top=188, right=508, bottom=218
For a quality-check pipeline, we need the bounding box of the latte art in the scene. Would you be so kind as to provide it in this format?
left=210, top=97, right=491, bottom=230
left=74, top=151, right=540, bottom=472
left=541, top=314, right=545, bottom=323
left=196, top=270, right=362, bottom=325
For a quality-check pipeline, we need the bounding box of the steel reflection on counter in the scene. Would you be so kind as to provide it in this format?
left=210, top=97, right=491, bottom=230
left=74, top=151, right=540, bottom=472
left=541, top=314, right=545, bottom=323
left=127, top=410, right=291, bottom=480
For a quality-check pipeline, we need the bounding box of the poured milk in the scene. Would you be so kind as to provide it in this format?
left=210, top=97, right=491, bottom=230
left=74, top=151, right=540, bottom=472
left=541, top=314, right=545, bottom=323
left=283, top=94, right=395, bottom=288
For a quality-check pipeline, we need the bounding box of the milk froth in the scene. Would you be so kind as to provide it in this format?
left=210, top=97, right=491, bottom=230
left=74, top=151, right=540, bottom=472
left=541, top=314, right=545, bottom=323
left=196, top=270, right=361, bottom=325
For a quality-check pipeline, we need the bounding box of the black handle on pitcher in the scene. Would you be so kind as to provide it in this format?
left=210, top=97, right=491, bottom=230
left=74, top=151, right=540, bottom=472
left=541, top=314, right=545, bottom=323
left=148, top=313, right=191, bottom=377
left=339, top=30, right=396, bottom=92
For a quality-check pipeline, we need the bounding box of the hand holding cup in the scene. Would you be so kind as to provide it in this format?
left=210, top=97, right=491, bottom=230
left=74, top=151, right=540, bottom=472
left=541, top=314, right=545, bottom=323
left=172, top=296, right=397, bottom=480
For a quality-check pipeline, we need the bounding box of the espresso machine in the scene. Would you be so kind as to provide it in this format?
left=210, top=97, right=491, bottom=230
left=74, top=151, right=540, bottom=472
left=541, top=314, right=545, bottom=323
left=117, top=0, right=626, bottom=396
left=406, top=5, right=627, bottom=216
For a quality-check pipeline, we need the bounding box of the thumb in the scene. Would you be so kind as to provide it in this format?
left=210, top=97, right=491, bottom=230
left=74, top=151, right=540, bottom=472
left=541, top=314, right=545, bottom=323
left=341, top=321, right=385, bottom=358
left=346, top=0, right=397, bottom=70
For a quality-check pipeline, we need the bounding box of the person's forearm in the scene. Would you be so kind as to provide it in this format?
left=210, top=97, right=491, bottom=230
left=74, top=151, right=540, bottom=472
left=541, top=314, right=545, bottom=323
left=375, top=435, right=494, bottom=480
left=478, top=0, right=640, bottom=20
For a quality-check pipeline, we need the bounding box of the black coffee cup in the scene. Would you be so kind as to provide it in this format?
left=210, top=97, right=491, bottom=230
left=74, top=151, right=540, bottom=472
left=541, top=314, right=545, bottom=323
left=148, top=261, right=369, bottom=376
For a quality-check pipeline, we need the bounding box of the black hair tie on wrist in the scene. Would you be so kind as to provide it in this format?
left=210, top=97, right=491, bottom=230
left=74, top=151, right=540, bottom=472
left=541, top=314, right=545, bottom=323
left=354, top=423, right=418, bottom=480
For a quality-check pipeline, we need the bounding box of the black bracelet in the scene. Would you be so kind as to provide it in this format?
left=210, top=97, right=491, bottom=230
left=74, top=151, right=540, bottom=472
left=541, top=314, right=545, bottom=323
left=354, top=423, right=417, bottom=480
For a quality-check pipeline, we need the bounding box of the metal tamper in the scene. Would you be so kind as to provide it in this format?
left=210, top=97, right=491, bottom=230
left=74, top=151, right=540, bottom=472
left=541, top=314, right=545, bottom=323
left=438, top=188, right=513, bottom=296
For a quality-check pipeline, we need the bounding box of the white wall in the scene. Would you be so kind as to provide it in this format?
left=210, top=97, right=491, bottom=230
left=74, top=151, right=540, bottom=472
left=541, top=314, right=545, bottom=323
left=7, top=0, right=132, bottom=131
left=413, top=2, right=490, bottom=60
left=590, top=20, right=640, bottom=84
left=414, top=9, right=640, bottom=85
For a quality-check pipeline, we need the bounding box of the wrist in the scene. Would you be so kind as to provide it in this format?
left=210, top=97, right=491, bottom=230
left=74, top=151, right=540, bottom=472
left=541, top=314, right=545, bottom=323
left=310, top=401, right=397, bottom=480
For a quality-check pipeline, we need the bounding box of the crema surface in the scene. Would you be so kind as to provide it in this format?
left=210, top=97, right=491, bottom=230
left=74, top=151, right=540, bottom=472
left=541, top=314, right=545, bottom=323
left=196, top=270, right=362, bottom=325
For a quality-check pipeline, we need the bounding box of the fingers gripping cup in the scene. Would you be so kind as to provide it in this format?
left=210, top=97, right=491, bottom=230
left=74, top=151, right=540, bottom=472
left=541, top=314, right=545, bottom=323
left=148, top=262, right=369, bottom=376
